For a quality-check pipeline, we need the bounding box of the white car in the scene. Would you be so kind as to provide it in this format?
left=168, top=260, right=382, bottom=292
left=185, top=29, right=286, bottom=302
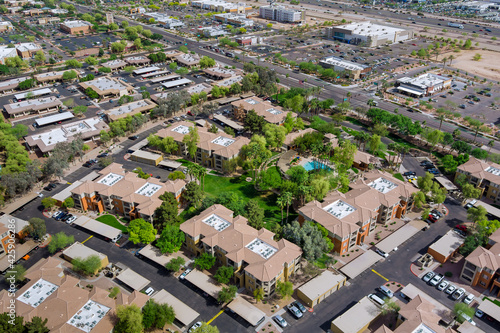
left=445, top=284, right=456, bottom=295
left=452, top=288, right=466, bottom=300
left=429, top=273, right=443, bottom=286
left=189, top=322, right=202, bottom=332
left=463, top=293, right=475, bottom=305
left=145, top=287, right=155, bottom=296
left=66, top=215, right=77, bottom=224
left=437, top=280, right=449, bottom=291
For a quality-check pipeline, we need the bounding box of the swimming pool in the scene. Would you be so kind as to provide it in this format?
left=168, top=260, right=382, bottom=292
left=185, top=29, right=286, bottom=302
left=303, top=161, right=330, bottom=171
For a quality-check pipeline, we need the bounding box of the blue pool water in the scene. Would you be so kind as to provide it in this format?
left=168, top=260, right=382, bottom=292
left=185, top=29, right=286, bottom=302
left=303, top=161, right=330, bottom=171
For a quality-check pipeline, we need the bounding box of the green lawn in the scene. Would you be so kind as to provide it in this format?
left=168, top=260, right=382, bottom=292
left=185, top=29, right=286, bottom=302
left=314, top=254, right=336, bottom=269
left=96, top=215, right=128, bottom=233
left=203, top=173, right=293, bottom=229
left=394, top=173, right=405, bottom=182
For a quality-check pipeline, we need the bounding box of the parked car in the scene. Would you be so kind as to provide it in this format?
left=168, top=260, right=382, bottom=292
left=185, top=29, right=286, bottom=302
left=188, top=322, right=202, bottom=332
left=465, top=200, right=477, bottom=209
left=287, top=304, right=303, bottom=319
left=463, top=293, right=475, bottom=305
left=475, top=309, right=484, bottom=318
left=273, top=315, right=288, bottom=328
left=66, top=215, right=77, bottom=224
left=97, top=152, right=109, bottom=158
left=62, top=214, right=73, bottom=222
left=145, top=287, right=155, bottom=296
left=53, top=211, right=64, bottom=219
left=431, top=210, right=443, bottom=218
left=293, top=301, right=307, bottom=313
left=422, top=272, right=435, bottom=283
left=179, top=268, right=192, bottom=280
left=55, top=212, right=68, bottom=221
left=43, top=185, right=53, bottom=191
left=429, top=273, right=443, bottom=286
left=128, top=135, right=139, bottom=140
left=437, top=280, right=449, bottom=291
left=452, top=288, right=465, bottom=300
left=48, top=183, right=57, bottom=189
left=375, top=249, right=389, bottom=258
left=403, top=171, right=416, bottom=177
left=455, top=225, right=467, bottom=232
left=445, top=284, right=457, bottom=295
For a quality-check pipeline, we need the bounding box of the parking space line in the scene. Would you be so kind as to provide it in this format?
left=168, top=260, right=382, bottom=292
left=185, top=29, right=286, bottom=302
left=372, top=269, right=389, bottom=281
left=81, top=235, right=93, bottom=244
left=206, top=309, right=224, bottom=325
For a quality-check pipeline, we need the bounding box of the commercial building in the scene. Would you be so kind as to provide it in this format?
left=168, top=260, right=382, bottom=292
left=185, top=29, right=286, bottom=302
left=105, top=99, right=156, bottom=121
left=326, top=21, right=413, bottom=47
left=330, top=296, right=381, bottom=333
left=100, top=59, right=127, bottom=71
left=0, top=76, right=29, bottom=92
left=396, top=73, right=452, bottom=97
left=214, top=13, right=254, bottom=27
left=125, top=55, right=150, bottom=66
left=175, top=53, right=200, bottom=67
left=299, top=170, right=417, bottom=255
left=130, top=7, right=146, bottom=14
left=319, top=56, right=372, bottom=80
left=79, top=77, right=134, bottom=98
left=186, top=83, right=212, bottom=95
left=0, top=21, right=14, bottom=32
left=4, top=96, right=62, bottom=118
left=181, top=204, right=302, bottom=297
left=0, top=257, right=149, bottom=332
left=156, top=121, right=249, bottom=172
left=203, top=66, right=241, bottom=79
left=213, top=75, right=243, bottom=88
left=297, top=270, right=346, bottom=308
left=427, top=229, right=464, bottom=263
left=34, top=70, right=73, bottom=83
left=231, top=96, right=293, bottom=125
left=15, top=42, right=42, bottom=59
left=191, top=0, right=252, bottom=13
left=61, top=242, right=109, bottom=272
left=143, top=12, right=184, bottom=29
left=25, top=117, right=109, bottom=153
left=60, top=20, right=92, bottom=35
left=71, top=163, right=187, bottom=222
left=0, top=47, right=17, bottom=64
left=49, top=8, right=68, bottom=15
left=259, top=5, right=304, bottom=22
left=197, top=26, right=228, bottom=38
left=455, top=157, right=500, bottom=203
left=23, top=8, right=44, bottom=16
left=38, top=17, right=61, bottom=25
left=236, top=36, right=262, bottom=45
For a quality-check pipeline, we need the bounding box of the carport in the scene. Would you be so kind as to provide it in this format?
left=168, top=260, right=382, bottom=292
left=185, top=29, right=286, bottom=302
left=0, top=240, right=38, bottom=272
left=478, top=299, right=500, bottom=322
left=138, top=244, right=189, bottom=267
left=184, top=269, right=222, bottom=299
left=434, top=176, right=458, bottom=192
left=158, top=160, right=182, bottom=170
left=153, top=289, right=199, bottom=328
left=340, top=250, right=381, bottom=279
left=115, top=268, right=150, bottom=291
left=227, top=296, right=266, bottom=326
left=376, top=220, right=427, bottom=254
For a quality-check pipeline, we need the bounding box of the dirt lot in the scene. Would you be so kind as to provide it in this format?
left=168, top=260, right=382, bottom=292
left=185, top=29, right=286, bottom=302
left=440, top=49, right=500, bottom=81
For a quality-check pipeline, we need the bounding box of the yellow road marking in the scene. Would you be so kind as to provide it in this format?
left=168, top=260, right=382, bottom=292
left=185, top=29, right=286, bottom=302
left=207, top=309, right=224, bottom=325
left=81, top=235, right=93, bottom=244
left=372, top=269, right=389, bottom=281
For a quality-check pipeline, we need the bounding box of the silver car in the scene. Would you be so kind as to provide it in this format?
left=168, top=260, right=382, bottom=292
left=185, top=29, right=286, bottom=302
left=437, top=280, right=449, bottom=291
left=445, top=285, right=456, bottom=295
left=422, top=272, right=435, bottom=283
left=452, top=288, right=465, bottom=300
left=273, top=315, right=288, bottom=328
left=429, top=273, right=443, bottom=286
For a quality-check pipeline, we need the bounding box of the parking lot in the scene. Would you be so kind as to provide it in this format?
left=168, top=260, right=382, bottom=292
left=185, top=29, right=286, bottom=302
left=54, top=33, right=120, bottom=53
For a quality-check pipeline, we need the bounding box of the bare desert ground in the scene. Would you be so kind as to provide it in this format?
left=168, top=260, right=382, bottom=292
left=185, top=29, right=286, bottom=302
left=439, top=49, right=500, bottom=81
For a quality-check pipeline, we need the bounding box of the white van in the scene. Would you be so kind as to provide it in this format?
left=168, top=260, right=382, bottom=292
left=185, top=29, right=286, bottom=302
left=379, top=285, right=394, bottom=298
left=368, top=294, right=385, bottom=307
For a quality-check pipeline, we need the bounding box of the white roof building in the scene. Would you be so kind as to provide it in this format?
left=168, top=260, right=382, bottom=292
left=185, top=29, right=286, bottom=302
left=327, top=21, right=414, bottom=47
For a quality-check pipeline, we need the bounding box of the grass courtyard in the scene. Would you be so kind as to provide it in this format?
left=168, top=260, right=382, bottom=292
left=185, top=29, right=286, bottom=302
left=96, top=214, right=128, bottom=233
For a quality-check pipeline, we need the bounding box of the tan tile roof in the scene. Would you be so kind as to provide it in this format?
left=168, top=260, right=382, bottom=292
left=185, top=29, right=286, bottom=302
left=397, top=295, right=451, bottom=333
left=457, top=156, right=500, bottom=185
left=465, top=243, right=500, bottom=271
left=157, top=121, right=249, bottom=159
left=71, top=163, right=186, bottom=216
left=181, top=205, right=302, bottom=282
left=283, top=128, right=316, bottom=146
left=231, top=97, right=294, bottom=125
left=354, top=150, right=381, bottom=165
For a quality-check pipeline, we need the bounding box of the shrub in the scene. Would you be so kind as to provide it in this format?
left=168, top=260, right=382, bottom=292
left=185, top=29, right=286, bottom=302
left=445, top=271, right=453, bottom=277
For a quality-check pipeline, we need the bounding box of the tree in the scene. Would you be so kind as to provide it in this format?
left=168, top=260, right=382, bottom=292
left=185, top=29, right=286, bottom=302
left=111, top=41, right=126, bottom=53
left=214, top=266, right=234, bottom=284
left=65, top=59, right=82, bottom=68
left=264, top=123, right=287, bottom=149
left=34, top=50, right=46, bottom=65
left=41, top=197, right=57, bottom=210
left=254, top=287, right=264, bottom=303
left=191, top=323, right=219, bottom=333
left=199, top=56, right=216, bottom=68
left=156, top=225, right=185, bottom=254
left=182, top=181, right=204, bottom=209
left=62, top=197, right=74, bottom=209
left=369, top=134, right=381, bottom=154
left=461, top=183, right=482, bottom=204
left=115, top=304, right=143, bottom=333
left=168, top=171, right=186, bottom=180
left=463, top=39, right=472, bottom=49
left=85, top=56, right=98, bottom=66
left=276, top=280, right=293, bottom=300
left=72, top=255, right=102, bottom=275
left=183, top=126, right=199, bottom=160
left=194, top=253, right=216, bottom=270
left=218, top=285, right=237, bottom=304
left=245, top=199, right=264, bottom=230
left=165, top=256, right=185, bottom=272
left=24, top=316, right=49, bottom=333
left=128, top=218, right=157, bottom=245
left=244, top=110, right=266, bottom=134
left=412, top=191, right=427, bottom=209
left=417, top=172, right=434, bottom=193
left=282, top=221, right=330, bottom=261
left=467, top=205, right=487, bottom=223
left=48, top=232, right=74, bottom=254
left=142, top=299, right=175, bottom=330
left=5, top=264, right=26, bottom=283
left=73, top=105, right=88, bottom=116
left=454, top=303, right=476, bottom=324
left=25, top=218, right=46, bottom=239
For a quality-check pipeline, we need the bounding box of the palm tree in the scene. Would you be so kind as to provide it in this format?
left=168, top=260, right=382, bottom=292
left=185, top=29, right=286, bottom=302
left=488, top=140, right=495, bottom=154
left=280, top=192, right=293, bottom=223
left=437, top=114, right=446, bottom=131
left=448, top=55, right=455, bottom=66
left=277, top=196, right=285, bottom=222
left=367, top=99, right=376, bottom=107
left=442, top=56, right=448, bottom=70
left=346, top=92, right=352, bottom=103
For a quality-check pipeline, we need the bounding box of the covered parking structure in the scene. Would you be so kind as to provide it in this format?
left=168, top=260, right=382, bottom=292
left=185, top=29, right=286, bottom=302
left=72, top=216, right=122, bottom=242
left=184, top=269, right=222, bottom=299
left=137, top=244, right=189, bottom=268
left=158, top=159, right=182, bottom=171
left=227, top=296, right=266, bottom=327
left=0, top=240, right=38, bottom=273
left=340, top=250, right=381, bottom=279
left=153, top=289, right=200, bottom=329
left=434, top=176, right=459, bottom=193
left=35, top=111, right=74, bottom=127
left=115, top=267, right=151, bottom=291
left=376, top=220, right=428, bottom=254
left=478, top=299, right=500, bottom=322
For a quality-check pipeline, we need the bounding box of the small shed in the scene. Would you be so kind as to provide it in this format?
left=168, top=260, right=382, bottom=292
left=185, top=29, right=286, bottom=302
left=130, top=150, right=163, bottom=166
left=427, top=230, right=464, bottom=263
left=297, top=270, right=346, bottom=308
left=116, top=268, right=151, bottom=291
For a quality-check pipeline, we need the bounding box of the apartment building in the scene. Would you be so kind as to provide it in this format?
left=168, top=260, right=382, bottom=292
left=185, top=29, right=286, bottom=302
left=0, top=257, right=149, bottom=333
left=175, top=53, right=200, bottom=67
left=259, top=5, right=304, bottom=23
left=455, top=157, right=500, bottom=203
left=71, top=163, right=187, bottom=222
left=231, top=96, right=294, bottom=125
left=181, top=204, right=302, bottom=297
left=0, top=214, right=29, bottom=258
left=156, top=121, right=249, bottom=172
left=299, top=170, right=417, bottom=255
left=60, top=20, right=92, bottom=34
left=0, top=76, right=29, bottom=92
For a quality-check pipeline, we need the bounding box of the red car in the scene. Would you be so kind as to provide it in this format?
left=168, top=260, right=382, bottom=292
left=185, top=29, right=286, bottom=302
left=455, top=225, right=467, bottom=232
left=428, top=214, right=437, bottom=223
left=412, top=43, right=417, bottom=46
